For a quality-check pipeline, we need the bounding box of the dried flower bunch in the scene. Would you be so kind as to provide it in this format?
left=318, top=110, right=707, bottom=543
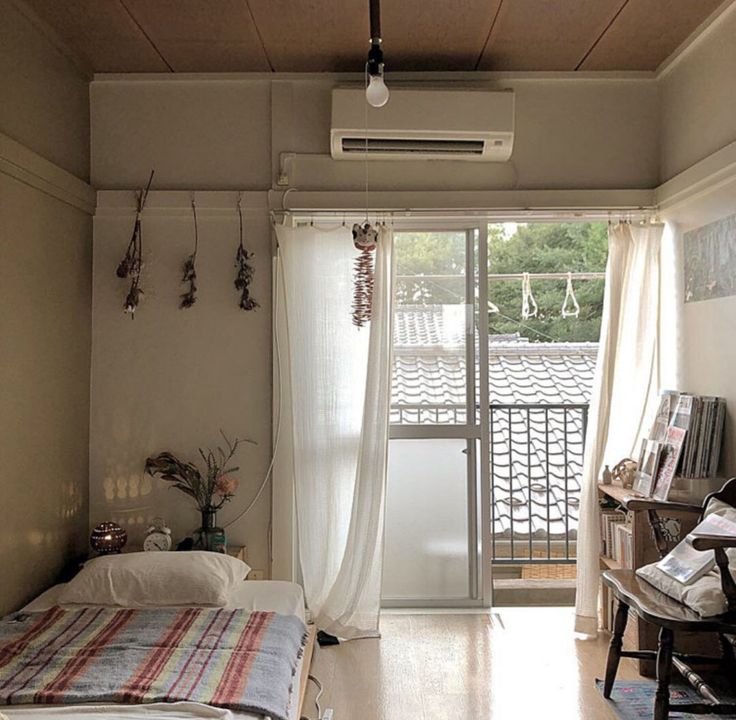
left=234, top=201, right=259, bottom=311
left=145, top=431, right=255, bottom=514
left=116, top=170, right=154, bottom=317
left=351, top=222, right=378, bottom=327
left=180, top=200, right=199, bottom=309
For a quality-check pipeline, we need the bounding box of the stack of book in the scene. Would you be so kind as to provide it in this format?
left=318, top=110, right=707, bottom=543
left=643, top=391, right=727, bottom=500
left=678, top=396, right=727, bottom=479
left=600, top=508, right=629, bottom=564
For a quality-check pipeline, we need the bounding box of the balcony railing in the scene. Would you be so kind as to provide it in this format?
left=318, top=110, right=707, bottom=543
left=490, top=403, right=588, bottom=564
left=389, top=401, right=589, bottom=565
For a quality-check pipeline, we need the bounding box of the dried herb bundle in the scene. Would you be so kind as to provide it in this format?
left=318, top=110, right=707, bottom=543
left=180, top=200, right=198, bottom=309
left=234, top=202, right=259, bottom=311
left=117, top=170, right=154, bottom=317
left=351, top=223, right=378, bottom=327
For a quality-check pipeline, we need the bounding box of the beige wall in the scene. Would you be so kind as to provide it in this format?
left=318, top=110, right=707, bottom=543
left=88, top=73, right=661, bottom=577
left=659, top=5, right=736, bottom=182
left=0, top=175, right=92, bottom=615
left=0, top=0, right=92, bottom=615
left=659, top=6, right=736, bottom=479
left=90, top=200, right=272, bottom=570
left=0, top=0, right=90, bottom=180
left=91, top=75, right=660, bottom=191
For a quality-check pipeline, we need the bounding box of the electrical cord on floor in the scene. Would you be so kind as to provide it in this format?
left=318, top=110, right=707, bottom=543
left=300, top=673, right=333, bottom=720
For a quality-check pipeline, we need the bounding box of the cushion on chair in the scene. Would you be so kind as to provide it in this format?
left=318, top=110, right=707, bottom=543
left=635, top=498, right=736, bottom=617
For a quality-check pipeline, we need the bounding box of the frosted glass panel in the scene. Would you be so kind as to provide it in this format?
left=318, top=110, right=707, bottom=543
left=383, top=439, right=469, bottom=601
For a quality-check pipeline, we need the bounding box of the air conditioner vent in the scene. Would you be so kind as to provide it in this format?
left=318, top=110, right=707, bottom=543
left=341, top=137, right=486, bottom=155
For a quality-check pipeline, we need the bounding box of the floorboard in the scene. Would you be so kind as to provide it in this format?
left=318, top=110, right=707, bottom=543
left=303, top=607, right=639, bottom=720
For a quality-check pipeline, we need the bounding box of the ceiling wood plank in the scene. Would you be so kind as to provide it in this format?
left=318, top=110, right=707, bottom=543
left=122, top=0, right=271, bottom=73
left=477, top=0, right=627, bottom=71
left=579, top=0, right=726, bottom=71
left=247, top=0, right=502, bottom=72
left=20, top=0, right=170, bottom=72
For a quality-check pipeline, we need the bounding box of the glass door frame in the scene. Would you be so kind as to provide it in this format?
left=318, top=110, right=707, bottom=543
left=384, top=222, right=491, bottom=608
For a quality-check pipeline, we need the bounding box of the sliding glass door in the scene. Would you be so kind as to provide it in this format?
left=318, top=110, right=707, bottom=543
left=382, top=226, right=491, bottom=606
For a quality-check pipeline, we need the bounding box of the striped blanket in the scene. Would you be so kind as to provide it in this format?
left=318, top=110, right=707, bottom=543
left=0, top=607, right=307, bottom=720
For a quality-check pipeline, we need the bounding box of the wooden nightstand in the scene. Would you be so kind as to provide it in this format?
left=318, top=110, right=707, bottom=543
left=226, top=545, right=247, bottom=563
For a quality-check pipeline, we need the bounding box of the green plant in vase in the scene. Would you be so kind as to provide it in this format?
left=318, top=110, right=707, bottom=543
left=144, top=431, right=254, bottom=552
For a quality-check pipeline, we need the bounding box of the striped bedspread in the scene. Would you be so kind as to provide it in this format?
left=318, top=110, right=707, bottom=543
left=0, top=607, right=307, bottom=720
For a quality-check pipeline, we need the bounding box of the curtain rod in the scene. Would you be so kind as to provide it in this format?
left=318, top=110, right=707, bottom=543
left=274, top=208, right=657, bottom=224
left=397, top=272, right=606, bottom=281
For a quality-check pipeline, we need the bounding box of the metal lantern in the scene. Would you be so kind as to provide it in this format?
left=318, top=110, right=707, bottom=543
left=90, top=521, right=127, bottom=555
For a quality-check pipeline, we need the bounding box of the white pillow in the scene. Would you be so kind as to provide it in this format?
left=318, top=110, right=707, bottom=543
left=58, top=551, right=251, bottom=608
left=636, top=497, right=736, bottom=617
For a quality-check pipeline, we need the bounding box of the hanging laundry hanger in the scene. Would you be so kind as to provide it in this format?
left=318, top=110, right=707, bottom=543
left=561, top=271, right=580, bottom=318
left=521, top=272, right=538, bottom=319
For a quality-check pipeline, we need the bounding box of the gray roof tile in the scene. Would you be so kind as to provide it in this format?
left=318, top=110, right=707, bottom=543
left=391, top=305, right=598, bottom=547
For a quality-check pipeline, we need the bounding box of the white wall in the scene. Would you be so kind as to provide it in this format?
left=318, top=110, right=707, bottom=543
left=90, top=196, right=272, bottom=569
left=659, top=5, right=736, bottom=182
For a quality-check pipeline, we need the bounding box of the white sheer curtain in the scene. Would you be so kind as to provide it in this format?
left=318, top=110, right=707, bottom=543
left=575, top=221, right=666, bottom=635
left=274, top=223, right=394, bottom=640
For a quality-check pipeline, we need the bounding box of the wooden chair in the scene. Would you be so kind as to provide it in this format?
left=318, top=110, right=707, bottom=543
left=601, top=477, right=736, bottom=720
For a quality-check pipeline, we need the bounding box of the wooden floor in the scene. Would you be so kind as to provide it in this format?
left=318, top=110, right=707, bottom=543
left=306, top=607, right=640, bottom=720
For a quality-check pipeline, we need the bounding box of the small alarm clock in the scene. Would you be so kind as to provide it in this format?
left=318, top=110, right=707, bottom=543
left=143, top=517, right=172, bottom=552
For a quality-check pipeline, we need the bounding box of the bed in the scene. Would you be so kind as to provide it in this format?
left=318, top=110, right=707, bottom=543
left=0, top=556, right=316, bottom=720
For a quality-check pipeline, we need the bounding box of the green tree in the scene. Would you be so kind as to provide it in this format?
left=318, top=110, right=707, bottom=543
left=394, top=223, right=607, bottom=343
left=488, top=223, right=607, bottom=342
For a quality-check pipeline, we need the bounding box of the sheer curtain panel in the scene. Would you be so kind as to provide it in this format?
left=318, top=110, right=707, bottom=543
left=274, top=223, right=394, bottom=639
left=575, top=221, right=666, bottom=636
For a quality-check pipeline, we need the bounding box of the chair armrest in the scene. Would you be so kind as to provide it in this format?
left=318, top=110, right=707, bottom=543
left=622, top=497, right=702, bottom=514
left=690, top=533, right=736, bottom=552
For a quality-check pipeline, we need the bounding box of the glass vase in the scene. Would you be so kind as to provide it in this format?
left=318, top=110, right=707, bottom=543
left=196, top=508, right=227, bottom=553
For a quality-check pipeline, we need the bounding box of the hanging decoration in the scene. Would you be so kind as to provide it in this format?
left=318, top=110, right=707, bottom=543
left=561, top=271, right=581, bottom=318
left=521, top=272, right=538, bottom=319
left=180, top=199, right=198, bottom=309
left=116, top=170, right=154, bottom=317
left=234, top=198, right=259, bottom=312
left=352, top=222, right=378, bottom=327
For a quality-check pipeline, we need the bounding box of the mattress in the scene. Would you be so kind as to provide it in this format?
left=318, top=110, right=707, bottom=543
left=2, top=581, right=307, bottom=720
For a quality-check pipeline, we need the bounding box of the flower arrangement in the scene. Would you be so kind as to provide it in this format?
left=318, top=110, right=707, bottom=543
left=144, top=431, right=254, bottom=515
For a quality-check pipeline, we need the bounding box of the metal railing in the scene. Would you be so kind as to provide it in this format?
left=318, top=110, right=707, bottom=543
left=490, top=403, right=588, bottom=564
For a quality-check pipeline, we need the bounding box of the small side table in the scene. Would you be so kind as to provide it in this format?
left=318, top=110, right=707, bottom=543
left=226, top=545, right=247, bottom=563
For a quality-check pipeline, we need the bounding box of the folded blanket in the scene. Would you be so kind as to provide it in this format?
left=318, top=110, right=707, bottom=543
left=0, top=607, right=307, bottom=720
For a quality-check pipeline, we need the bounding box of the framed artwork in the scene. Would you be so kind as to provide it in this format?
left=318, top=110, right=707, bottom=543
left=634, top=439, right=662, bottom=497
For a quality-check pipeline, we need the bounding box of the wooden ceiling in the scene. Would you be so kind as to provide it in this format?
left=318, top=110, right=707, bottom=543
left=20, top=0, right=726, bottom=74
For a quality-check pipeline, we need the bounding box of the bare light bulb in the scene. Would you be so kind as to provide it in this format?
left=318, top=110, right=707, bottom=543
left=366, top=72, right=389, bottom=108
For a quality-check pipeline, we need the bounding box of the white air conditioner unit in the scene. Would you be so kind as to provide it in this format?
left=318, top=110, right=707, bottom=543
left=330, top=88, right=514, bottom=162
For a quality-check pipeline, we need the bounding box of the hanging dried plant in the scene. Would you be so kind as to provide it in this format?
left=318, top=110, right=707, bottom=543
left=116, top=170, right=154, bottom=318
left=180, top=200, right=199, bottom=309
left=351, top=222, right=378, bottom=327
left=234, top=201, right=259, bottom=311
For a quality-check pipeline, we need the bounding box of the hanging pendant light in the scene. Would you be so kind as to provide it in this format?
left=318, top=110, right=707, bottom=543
left=366, top=0, right=389, bottom=108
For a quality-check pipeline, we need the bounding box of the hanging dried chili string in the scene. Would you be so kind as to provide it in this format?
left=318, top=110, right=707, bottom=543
left=352, top=222, right=378, bottom=327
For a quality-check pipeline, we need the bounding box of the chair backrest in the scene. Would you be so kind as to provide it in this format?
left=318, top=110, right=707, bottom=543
left=702, top=478, right=736, bottom=518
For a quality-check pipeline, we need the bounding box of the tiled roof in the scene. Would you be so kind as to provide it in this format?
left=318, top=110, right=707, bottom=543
left=391, top=305, right=599, bottom=545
